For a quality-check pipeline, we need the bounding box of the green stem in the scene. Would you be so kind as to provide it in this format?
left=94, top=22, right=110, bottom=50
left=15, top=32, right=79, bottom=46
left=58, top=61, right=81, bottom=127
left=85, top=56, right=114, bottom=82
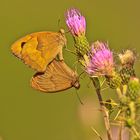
left=91, top=78, right=113, bottom=140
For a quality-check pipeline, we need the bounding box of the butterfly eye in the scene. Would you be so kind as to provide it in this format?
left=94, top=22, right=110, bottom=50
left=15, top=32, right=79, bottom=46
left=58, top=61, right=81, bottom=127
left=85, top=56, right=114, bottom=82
left=21, top=42, right=26, bottom=48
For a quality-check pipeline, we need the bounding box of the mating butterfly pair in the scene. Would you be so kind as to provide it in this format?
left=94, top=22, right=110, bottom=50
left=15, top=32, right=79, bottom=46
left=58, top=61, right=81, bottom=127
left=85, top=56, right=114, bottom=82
left=11, top=29, right=80, bottom=93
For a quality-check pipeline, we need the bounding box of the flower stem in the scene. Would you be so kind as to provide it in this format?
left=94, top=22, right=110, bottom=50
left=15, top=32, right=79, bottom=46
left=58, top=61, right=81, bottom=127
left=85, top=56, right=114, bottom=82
left=91, top=78, right=113, bottom=140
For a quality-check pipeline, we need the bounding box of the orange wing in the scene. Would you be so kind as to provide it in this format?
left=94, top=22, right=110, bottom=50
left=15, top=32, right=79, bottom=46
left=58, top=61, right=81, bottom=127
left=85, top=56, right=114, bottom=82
left=11, top=31, right=66, bottom=72
left=31, top=60, right=79, bottom=93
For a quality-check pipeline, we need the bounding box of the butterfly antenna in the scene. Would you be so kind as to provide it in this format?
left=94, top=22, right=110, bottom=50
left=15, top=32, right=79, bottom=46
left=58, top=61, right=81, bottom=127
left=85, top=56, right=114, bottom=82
left=65, top=29, right=71, bottom=34
left=87, top=80, right=92, bottom=88
left=73, top=61, right=78, bottom=71
left=75, top=89, right=84, bottom=105
left=78, top=71, right=85, bottom=80
left=57, top=17, right=61, bottom=29
left=79, top=71, right=85, bottom=77
left=57, top=16, right=71, bottom=34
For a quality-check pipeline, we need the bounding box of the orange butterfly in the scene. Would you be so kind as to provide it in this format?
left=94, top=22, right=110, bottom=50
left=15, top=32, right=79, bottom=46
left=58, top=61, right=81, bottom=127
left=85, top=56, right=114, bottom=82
left=11, top=29, right=66, bottom=72
left=31, top=59, right=80, bottom=93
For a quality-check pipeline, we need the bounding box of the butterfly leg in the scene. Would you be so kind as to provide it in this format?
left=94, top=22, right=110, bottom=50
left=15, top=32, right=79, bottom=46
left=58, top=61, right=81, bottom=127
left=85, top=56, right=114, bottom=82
left=58, top=46, right=64, bottom=61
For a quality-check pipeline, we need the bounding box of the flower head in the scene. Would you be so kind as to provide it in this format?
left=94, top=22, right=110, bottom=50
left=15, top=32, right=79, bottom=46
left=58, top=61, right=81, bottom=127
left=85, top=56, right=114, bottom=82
left=119, top=50, right=136, bottom=66
left=65, top=8, right=86, bottom=36
left=119, top=50, right=136, bottom=84
left=87, top=41, right=114, bottom=76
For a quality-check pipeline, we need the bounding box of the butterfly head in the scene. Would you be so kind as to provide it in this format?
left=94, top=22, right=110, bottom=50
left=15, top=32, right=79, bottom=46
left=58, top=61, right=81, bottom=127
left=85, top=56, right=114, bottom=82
left=73, top=80, right=80, bottom=89
left=59, top=28, right=65, bottom=34
left=72, top=72, right=80, bottom=89
left=59, top=29, right=67, bottom=46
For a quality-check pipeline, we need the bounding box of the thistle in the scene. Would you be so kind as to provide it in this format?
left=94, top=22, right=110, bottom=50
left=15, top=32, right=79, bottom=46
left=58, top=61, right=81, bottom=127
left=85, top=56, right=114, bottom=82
left=86, top=41, right=122, bottom=88
left=65, top=8, right=89, bottom=57
left=119, top=50, right=136, bottom=84
left=86, top=41, right=114, bottom=76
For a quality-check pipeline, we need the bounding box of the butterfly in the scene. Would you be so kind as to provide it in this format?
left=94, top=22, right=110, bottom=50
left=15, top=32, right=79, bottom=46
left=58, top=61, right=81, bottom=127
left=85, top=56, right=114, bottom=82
left=31, top=59, right=80, bottom=93
left=11, top=29, right=67, bottom=72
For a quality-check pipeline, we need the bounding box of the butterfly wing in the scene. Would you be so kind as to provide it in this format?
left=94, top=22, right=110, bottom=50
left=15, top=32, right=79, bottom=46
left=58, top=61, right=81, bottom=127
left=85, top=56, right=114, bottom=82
left=11, top=34, right=32, bottom=58
left=11, top=31, right=66, bottom=72
left=31, top=60, right=79, bottom=93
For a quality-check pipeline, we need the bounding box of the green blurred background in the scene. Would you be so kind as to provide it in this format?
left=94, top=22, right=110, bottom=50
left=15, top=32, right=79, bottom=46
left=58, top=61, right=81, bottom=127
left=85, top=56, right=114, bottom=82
left=0, top=0, right=140, bottom=140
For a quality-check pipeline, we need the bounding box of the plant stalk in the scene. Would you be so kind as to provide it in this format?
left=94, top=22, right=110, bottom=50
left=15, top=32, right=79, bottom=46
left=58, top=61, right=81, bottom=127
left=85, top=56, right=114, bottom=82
left=91, top=78, right=113, bottom=140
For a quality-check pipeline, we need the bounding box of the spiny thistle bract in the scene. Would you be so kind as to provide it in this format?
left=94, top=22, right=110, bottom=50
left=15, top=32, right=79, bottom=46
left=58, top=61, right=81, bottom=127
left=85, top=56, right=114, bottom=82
left=105, top=72, right=122, bottom=89
left=127, top=77, right=140, bottom=100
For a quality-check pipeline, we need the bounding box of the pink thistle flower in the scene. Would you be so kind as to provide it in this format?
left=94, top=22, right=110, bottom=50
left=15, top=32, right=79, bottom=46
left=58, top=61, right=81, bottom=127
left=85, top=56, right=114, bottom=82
left=87, top=41, right=114, bottom=76
left=65, top=8, right=86, bottom=36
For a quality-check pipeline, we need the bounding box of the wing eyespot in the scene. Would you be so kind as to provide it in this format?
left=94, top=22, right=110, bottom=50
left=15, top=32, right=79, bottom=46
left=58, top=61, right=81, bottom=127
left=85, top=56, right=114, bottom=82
left=21, top=42, right=26, bottom=48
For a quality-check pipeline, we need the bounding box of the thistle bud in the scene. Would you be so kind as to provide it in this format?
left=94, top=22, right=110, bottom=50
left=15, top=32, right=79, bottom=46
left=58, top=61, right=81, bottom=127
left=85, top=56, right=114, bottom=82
left=119, top=50, right=136, bottom=66
left=125, top=102, right=136, bottom=128
left=125, top=118, right=135, bottom=128
left=106, top=72, right=122, bottom=89
left=119, top=50, right=136, bottom=84
left=127, top=77, right=140, bottom=100
left=74, top=35, right=90, bottom=56
left=120, top=67, right=135, bottom=84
